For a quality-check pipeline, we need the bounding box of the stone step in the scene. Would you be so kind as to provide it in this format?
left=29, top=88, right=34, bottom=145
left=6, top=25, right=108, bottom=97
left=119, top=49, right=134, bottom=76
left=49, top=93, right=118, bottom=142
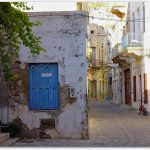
left=120, top=104, right=133, bottom=110
left=0, top=138, right=19, bottom=146
left=0, top=133, right=10, bottom=144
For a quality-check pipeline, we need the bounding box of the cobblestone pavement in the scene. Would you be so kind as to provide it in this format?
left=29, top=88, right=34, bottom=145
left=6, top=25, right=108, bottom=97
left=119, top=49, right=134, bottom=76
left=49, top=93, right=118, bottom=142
left=12, top=100, right=150, bottom=147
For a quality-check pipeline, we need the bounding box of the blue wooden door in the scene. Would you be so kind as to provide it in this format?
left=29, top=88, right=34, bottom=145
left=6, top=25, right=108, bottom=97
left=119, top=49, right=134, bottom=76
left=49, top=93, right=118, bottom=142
left=29, top=63, right=59, bottom=110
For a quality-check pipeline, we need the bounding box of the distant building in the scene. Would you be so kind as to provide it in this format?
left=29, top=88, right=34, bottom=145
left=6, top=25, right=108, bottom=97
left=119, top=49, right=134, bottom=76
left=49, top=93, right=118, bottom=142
left=112, top=2, right=150, bottom=113
left=110, top=3, right=128, bottom=105
left=86, top=2, right=128, bottom=101
left=87, top=23, right=112, bottom=101
left=77, top=2, right=89, bottom=11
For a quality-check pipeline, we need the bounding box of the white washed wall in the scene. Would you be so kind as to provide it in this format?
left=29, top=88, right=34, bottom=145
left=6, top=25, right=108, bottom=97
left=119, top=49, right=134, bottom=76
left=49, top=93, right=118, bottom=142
left=9, top=11, right=88, bottom=139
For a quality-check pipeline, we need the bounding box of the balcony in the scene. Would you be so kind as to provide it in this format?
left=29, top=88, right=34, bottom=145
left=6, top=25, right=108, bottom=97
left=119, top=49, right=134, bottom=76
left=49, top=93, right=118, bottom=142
left=121, top=32, right=144, bottom=58
left=112, top=43, right=131, bottom=66
left=111, top=43, right=122, bottom=59
left=88, top=59, right=103, bottom=69
left=122, top=32, right=143, bottom=48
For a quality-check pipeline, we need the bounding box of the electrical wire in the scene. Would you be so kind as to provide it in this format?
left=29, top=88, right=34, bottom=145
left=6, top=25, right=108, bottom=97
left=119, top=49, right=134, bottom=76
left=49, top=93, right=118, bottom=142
left=30, top=12, right=150, bottom=23
left=78, top=14, right=150, bottom=22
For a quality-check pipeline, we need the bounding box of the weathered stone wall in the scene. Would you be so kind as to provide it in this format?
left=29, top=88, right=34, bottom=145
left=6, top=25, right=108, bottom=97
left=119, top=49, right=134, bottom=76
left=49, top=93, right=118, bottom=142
left=0, top=66, right=9, bottom=124
left=6, top=11, right=88, bottom=139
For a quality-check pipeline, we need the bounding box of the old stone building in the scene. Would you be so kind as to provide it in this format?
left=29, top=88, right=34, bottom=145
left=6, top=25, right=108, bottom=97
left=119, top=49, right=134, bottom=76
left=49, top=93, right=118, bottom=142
left=87, top=23, right=106, bottom=100
left=0, top=11, right=89, bottom=139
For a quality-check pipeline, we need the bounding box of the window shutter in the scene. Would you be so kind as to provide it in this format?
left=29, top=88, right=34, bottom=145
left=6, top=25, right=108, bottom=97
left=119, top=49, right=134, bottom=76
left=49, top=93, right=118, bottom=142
left=144, top=73, right=148, bottom=104
left=133, top=76, right=136, bottom=102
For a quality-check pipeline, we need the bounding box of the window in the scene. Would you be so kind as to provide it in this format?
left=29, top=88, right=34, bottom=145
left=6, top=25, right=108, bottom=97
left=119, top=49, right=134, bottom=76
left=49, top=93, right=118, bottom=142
left=91, top=80, right=97, bottom=98
left=143, top=5, right=145, bottom=32
left=137, top=7, right=140, bottom=32
left=132, top=12, right=135, bottom=34
left=91, top=47, right=96, bottom=59
left=91, top=30, right=94, bottom=34
left=109, top=77, right=112, bottom=85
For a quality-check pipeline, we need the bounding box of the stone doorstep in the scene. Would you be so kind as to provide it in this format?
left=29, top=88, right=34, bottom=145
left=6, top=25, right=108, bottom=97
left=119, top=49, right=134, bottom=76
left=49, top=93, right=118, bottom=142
left=0, top=133, right=10, bottom=144
left=120, top=104, right=132, bottom=110
left=0, top=138, right=19, bottom=147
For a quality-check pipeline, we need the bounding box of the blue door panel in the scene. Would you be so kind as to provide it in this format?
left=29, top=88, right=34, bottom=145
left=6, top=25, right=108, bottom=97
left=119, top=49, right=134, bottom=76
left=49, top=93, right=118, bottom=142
left=29, top=63, right=59, bottom=110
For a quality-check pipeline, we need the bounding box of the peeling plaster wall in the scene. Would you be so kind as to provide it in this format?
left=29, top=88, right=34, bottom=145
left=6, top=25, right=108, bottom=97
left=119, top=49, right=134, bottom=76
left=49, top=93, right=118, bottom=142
left=7, top=11, right=88, bottom=139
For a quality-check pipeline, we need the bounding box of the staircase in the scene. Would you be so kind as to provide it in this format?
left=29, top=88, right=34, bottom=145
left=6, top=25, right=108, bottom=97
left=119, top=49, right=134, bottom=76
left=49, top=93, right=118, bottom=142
left=0, top=133, right=19, bottom=146
left=0, top=133, right=10, bottom=144
left=120, top=104, right=134, bottom=111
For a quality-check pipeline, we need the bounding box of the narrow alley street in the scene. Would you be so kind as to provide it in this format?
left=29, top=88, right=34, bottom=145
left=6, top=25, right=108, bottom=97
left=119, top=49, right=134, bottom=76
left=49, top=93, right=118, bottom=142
left=1, top=1, right=150, bottom=148
left=12, top=100, right=150, bottom=147
left=88, top=100, right=150, bottom=146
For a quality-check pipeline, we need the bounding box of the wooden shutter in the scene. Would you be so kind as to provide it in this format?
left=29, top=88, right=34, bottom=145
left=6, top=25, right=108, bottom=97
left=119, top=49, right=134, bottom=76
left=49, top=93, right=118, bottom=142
left=133, top=76, right=136, bottom=102
left=144, top=73, right=148, bottom=104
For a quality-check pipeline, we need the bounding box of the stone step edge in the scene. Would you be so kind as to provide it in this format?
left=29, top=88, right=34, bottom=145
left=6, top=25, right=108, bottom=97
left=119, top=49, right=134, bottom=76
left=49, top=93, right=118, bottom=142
left=0, top=133, right=10, bottom=144
left=0, top=138, right=19, bottom=147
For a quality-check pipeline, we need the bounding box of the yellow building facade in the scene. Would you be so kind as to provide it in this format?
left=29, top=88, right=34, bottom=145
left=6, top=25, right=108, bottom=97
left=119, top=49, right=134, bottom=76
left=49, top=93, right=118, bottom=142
left=87, top=23, right=111, bottom=101
left=77, top=2, right=127, bottom=101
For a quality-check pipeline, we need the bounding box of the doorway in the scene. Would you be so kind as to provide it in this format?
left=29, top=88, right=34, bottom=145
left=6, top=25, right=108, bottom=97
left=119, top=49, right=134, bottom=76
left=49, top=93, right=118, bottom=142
left=29, top=63, right=59, bottom=110
left=124, top=69, right=131, bottom=104
left=91, top=80, right=97, bottom=98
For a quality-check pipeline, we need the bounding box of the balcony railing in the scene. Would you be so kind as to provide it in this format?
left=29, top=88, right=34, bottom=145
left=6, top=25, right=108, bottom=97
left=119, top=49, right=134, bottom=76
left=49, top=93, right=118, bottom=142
left=88, top=59, right=103, bottom=68
left=111, top=48, right=118, bottom=59
left=122, top=32, right=143, bottom=49
left=111, top=43, right=122, bottom=59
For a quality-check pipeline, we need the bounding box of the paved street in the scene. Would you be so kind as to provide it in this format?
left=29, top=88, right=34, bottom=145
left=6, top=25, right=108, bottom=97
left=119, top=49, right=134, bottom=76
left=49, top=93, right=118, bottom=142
left=12, top=100, right=150, bottom=147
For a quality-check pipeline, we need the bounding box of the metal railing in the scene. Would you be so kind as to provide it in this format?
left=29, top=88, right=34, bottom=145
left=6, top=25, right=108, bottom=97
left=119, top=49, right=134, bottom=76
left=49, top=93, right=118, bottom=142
left=88, top=59, right=103, bottom=67
left=122, top=32, right=143, bottom=49
left=111, top=43, right=122, bottom=58
left=111, top=48, right=118, bottom=59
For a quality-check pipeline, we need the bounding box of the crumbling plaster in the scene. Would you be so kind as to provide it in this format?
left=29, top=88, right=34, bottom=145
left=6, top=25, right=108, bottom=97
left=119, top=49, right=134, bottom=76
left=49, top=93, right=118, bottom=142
left=8, top=11, right=88, bottom=139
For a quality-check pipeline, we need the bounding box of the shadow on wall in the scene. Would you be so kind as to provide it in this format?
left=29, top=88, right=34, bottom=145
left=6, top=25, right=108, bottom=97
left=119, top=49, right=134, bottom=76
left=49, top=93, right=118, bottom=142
left=0, top=82, right=9, bottom=107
